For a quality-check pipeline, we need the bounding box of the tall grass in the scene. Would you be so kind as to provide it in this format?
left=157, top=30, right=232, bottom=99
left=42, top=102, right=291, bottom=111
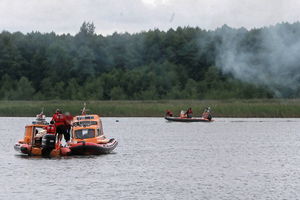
left=0, top=99, right=300, bottom=117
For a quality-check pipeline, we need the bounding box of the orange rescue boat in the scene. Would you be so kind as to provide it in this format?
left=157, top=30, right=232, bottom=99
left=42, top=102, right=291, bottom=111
left=68, top=114, right=118, bottom=155
left=14, top=113, right=71, bottom=157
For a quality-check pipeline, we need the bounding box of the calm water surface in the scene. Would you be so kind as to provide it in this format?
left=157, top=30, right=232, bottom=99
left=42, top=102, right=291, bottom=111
left=1, top=117, right=300, bottom=200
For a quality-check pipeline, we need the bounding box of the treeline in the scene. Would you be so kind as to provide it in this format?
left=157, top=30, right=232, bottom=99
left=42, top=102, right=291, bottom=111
left=0, top=22, right=274, bottom=100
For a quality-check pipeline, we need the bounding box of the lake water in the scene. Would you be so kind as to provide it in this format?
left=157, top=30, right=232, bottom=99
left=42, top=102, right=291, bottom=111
left=1, top=117, right=300, bottom=200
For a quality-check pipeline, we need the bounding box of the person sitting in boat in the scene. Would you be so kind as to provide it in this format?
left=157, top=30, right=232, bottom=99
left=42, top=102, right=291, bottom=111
left=202, top=107, right=212, bottom=121
left=44, top=120, right=56, bottom=135
left=185, top=108, right=193, bottom=118
left=34, top=129, right=47, bottom=147
left=180, top=110, right=186, bottom=118
left=165, top=110, right=173, bottom=117
left=52, top=109, right=68, bottom=143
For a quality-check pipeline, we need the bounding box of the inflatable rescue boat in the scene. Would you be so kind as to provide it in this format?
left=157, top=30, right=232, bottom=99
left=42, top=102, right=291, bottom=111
left=14, top=108, right=117, bottom=157
left=165, top=108, right=213, bottom=122
left=14, top=113, right=71, bottom=157
left=164, top=116, right=213, bottom=122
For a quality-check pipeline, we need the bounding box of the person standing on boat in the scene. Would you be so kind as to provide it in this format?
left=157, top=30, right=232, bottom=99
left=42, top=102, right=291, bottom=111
left=65, top=112, right=73, bottom=143
left=52, top=109, right=68, bottom=143
left=185, top=108, right=193, bottom=118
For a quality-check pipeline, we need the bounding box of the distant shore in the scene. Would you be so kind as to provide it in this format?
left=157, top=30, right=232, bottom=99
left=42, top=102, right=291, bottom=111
left=0, top=99, right=300, bottom=117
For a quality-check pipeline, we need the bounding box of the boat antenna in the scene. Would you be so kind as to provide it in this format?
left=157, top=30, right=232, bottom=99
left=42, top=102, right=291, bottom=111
left=37, top=107, right=44, bottom=118
left=81, top=102, right=86, bottom=115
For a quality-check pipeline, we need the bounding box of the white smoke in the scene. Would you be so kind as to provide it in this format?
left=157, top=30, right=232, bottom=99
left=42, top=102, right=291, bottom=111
left=216, top=23, right=300, bottom=97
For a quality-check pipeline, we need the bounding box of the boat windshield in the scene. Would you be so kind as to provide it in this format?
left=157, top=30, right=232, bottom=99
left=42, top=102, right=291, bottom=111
left=73, top=121, right=97, bottom=127
left=33, top=127, right=45, bottom=137
left=77, top=116, right=94, bottom=120
left=75, top=129, right=95, bottom=139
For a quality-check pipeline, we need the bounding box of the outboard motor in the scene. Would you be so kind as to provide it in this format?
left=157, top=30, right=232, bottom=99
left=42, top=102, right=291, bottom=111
left=41, top=134, right=56, bottom=157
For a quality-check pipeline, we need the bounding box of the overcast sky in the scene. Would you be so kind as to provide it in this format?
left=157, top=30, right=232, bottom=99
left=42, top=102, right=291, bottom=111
left=1, top=0, right=300, bottom=35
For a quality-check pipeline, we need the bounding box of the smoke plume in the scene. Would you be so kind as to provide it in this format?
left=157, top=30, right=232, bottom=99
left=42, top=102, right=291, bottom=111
left=216, top=23, right=300, bottom=97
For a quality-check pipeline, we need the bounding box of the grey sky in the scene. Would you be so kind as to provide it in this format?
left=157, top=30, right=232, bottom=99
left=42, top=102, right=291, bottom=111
left=1, top=0, right=300, bottom=35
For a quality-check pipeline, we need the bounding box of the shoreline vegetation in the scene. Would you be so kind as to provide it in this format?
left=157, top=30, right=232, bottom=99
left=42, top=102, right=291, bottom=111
left=0, top=22, right=283, bottom=103
left=0, top=99, right=300, bottom=117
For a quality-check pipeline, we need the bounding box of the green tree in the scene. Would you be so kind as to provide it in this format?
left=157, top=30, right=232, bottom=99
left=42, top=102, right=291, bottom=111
left=110, top=86, right=126, bottom=100
left=13, top=77, right=35, bottom=100
left=0, top=23, right=281, bottom=100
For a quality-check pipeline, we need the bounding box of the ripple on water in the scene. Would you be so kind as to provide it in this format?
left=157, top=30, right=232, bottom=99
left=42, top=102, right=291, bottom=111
left=0, top=117, right=300, bottom=199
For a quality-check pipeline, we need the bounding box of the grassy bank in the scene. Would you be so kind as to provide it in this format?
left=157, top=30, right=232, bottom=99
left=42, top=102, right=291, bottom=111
left=0, top=99, right=300, bottom=117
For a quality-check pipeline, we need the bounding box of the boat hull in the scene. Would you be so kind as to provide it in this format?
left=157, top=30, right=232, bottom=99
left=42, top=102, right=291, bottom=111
left=69, top=139, right=118, bottom=155
left=165, top=116, right=213, bottom=122
left=14, top=140, right=117, bottom=156
left=14, top=143, right=71, bottom=157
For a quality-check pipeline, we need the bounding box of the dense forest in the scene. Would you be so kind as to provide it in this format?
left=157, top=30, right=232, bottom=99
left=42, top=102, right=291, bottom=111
left=2, top=22, right=299, bottom=100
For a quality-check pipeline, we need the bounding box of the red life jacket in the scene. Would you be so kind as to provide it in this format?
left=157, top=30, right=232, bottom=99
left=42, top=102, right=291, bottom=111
left=52, top=113, right=66, bottom=126
left=45, top=124, right=56, bottom=134
left=186, top=109, right=193, bottom=114
left=166, top=111, right=173, bottom=117
left=65, top=115, right=73, bottom=125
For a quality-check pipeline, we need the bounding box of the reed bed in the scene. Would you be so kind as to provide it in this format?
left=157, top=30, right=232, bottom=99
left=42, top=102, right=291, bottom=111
left=0, top=99, right=300, bottom=117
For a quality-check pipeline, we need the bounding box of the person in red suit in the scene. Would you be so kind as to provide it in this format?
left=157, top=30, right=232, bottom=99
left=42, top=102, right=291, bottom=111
left=52, top=109, right=68, bottom=142
left=44, top=120, right=56, bottom=135
left=165, top=110, right=173, bottom=117
left=185, top=108, right=193, bottom=118
left=65, top=112, right=73, bottom=143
